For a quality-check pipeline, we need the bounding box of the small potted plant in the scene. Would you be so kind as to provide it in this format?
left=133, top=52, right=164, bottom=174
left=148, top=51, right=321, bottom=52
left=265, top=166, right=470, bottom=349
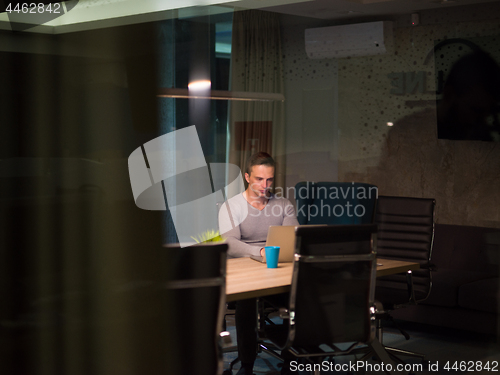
left=191, top=230, right=225, bottom=244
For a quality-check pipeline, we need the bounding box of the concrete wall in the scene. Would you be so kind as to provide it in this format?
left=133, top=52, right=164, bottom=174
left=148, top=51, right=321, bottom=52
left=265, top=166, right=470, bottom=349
left=281, top=3, right=500, bottom=228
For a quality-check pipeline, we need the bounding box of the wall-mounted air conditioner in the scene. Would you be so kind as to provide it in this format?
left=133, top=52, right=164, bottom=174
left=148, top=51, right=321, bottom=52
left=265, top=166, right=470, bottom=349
left=305, top=21, right=394, bottom=59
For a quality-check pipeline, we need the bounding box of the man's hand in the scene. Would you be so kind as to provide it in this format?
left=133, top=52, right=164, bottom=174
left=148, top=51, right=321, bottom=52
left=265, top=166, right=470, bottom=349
left=260, top=248, right=265, bottom=257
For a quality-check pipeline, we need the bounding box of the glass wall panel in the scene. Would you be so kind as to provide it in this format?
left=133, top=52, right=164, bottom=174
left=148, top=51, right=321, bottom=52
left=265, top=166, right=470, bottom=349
left=1, top=1, right=499, bottom=373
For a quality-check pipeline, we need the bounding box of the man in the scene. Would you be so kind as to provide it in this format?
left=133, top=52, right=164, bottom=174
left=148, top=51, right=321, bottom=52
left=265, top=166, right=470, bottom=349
left=219, top=152, right=298, bottom=375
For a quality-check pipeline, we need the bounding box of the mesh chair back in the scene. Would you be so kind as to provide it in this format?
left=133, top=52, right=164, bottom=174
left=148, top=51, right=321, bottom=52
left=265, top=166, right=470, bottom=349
left=163, top=243, right=228, bottom=375
left=287, top=225, right=377, bottom=348
left=375, top=196, right=435, bottom=306
left=294, top=182, right=378, bottom=225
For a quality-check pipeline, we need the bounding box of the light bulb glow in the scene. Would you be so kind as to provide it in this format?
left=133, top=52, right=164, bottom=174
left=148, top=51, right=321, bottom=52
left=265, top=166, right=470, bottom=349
left=188, top=80, right=211, bottom=91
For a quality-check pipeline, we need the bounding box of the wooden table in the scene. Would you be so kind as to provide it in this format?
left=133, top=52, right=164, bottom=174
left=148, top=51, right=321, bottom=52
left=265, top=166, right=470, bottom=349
left=226, top=257, right=420, bottom=302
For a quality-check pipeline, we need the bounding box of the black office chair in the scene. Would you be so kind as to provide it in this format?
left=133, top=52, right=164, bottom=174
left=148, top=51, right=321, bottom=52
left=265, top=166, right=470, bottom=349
left=261, top=225, right=381, bottom=375
left=163, top=243, right=228, bottom=375
left=294, top=181, right=378, bottom=225
left=373, top=196, right=435, bottom=362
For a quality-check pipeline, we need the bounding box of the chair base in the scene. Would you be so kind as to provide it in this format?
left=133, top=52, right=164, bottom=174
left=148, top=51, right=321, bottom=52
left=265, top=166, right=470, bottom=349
left=374, top=313, right=426, bottom=364
left=385, top=346, right=425, bottom=362
left=259, top=342, right=284, bottom=362
left=223, top=341, right=284, bottom=374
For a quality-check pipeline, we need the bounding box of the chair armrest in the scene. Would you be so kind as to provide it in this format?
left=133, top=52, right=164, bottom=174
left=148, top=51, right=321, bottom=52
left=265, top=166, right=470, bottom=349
left=406, top=270, right=417, bottom=304
left=279, top=308, right=290, bottom=319
left=370, top=305, right=377, bottom=321
left=220, top=331, right=233, bottom=348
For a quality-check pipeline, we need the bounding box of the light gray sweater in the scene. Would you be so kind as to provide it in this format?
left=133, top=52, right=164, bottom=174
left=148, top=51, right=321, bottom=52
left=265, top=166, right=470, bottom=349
left=218, top=193, right=299, bottom=258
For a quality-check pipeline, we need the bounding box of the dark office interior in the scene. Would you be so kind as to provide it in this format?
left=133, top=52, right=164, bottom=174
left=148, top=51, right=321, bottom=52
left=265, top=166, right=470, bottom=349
left=1, top=0, right=499, bottom=374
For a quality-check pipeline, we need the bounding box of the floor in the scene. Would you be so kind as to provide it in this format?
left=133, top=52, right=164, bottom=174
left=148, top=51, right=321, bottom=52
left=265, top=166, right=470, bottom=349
left=223, top=315, right=500, bottom=374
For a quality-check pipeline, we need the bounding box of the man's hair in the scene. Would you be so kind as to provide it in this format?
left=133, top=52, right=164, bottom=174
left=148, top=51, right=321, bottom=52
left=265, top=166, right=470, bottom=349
left=245, top=152, right=275, bottom=175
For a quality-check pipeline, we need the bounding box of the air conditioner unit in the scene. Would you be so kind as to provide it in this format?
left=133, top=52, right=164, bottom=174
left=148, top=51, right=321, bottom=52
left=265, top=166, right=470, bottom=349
left=305, top=21, right=394, bottom=59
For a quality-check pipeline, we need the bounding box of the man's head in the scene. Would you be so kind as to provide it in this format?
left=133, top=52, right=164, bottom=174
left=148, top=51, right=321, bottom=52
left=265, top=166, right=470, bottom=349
left=245, top=152, right=275, bottom=198
left=245, top=152, right=275, bottom=175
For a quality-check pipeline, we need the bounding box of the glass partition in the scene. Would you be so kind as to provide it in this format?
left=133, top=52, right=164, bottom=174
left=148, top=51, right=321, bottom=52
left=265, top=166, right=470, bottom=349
left=1, top=1, right=499, bottom=373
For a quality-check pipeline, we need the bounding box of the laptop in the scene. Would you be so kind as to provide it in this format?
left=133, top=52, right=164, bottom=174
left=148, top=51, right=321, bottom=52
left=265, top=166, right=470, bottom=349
left=250, top=225, right=297, bottom=263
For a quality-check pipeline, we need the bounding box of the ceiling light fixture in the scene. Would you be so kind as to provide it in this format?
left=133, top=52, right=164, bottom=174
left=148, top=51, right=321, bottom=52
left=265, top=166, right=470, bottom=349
left=158, top=88, right=285, bottom=101
left=188, top=80, right=211, bottom=90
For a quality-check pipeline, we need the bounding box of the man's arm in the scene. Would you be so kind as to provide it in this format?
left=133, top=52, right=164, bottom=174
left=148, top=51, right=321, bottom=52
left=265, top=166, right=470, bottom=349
left=221, top=224, right=264, bottom=258
left=218, top=200, right=263, bottom=258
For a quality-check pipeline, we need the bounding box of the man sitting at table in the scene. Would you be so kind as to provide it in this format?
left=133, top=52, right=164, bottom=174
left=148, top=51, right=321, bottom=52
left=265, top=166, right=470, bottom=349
left=219, top=151, right=299, bottom=375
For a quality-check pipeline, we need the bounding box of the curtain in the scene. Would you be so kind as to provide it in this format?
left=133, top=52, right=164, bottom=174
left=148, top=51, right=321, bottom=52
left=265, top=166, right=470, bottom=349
left=233, top=121, right=273, bottom=170
left=229, top=10, right=286, bottom=190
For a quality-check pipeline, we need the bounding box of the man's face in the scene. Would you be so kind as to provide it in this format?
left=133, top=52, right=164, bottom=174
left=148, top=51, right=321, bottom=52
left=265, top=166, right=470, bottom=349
left=245, top=165, right=274, bottom=198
